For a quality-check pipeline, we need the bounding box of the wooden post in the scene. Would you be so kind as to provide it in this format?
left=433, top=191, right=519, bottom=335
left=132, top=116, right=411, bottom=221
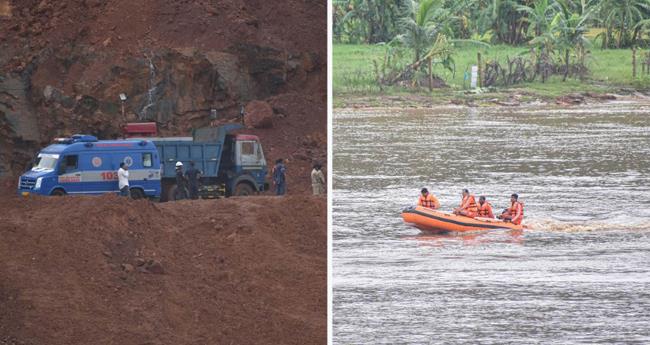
left=633, top=48, right=637, bottom=78
left=477, top=52, right=483, bottom=88
left=428, top=57, right=433, bottom=92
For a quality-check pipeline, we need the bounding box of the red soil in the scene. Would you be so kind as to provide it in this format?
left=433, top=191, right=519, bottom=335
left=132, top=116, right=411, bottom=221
left=0, top=193, right=326, bottom=345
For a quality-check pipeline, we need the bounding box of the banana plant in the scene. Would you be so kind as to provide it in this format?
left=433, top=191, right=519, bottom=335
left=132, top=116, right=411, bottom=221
left=596, top=0, right=650, bottom=48
left=551, top=0, right=593, bottom=80
left=517, top=0, right=554, bottom=37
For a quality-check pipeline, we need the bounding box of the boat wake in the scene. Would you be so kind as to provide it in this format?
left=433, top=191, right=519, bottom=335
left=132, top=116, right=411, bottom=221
left=525, top=218, right=650, bottom=232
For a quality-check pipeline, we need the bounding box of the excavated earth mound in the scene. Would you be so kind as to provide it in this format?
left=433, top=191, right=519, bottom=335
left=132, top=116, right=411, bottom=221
left=0, top=193, right=326, bottom=344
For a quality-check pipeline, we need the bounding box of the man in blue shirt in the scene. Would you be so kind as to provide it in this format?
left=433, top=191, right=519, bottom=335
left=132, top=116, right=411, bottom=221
left=272, top=158, right=286, bottom=196
left=184, top=160, right=202, bottom=199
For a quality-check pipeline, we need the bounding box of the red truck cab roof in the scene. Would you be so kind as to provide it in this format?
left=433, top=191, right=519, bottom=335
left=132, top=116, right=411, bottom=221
left=234, top=134, right=260, bottom=141
left=123, top=122, right=157, bottom=137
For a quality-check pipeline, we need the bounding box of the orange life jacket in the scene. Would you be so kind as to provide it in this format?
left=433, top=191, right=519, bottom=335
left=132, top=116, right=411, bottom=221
left=418, top=193, right=440, bottom=209
left=461, top=194, right=478, bottom=213
left=508, top=201, right=524, bottom=225
left=477, top=202, right=494, bottom=218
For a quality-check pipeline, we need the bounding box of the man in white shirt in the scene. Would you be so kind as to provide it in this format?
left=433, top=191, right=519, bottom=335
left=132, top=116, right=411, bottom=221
left=311, top=163, right=325, bottom=195
left=118, top=162, right=130, bottom=197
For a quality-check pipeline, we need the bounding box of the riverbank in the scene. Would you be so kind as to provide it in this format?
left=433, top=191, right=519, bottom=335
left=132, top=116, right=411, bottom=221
left=334, top=89, right=650, bottom=109
left=334, top=43, right=650, bottom=108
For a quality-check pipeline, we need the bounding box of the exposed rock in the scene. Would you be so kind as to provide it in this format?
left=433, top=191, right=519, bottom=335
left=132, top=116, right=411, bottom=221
left=134, top=258, right=146, bottom=267
left=144, top=260, right=164, bottom=274
left=0, top=1, right=11, bottom=17
left=244, top=100, right=273, bottom=128
left=291, top=153, right=309, bottom=161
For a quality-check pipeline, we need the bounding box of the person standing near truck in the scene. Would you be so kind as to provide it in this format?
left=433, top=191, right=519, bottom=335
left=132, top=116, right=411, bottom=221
left=118, top=162, right=129, bottom=197
left=185, top=160, right=202, bottom=200
left=311, top=163, right=325, bottom=195
left=174, top=161, right=187, bottom=200
left=272, top=158, right=287, bottom=196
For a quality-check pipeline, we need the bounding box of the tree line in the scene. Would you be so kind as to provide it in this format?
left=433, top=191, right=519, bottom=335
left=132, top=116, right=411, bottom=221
left=334, top=0, right=650, bottom=49
left=335, top=0, right=650, bottom=87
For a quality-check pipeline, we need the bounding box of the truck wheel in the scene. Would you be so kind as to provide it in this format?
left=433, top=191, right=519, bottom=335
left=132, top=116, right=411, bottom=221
left=167, top=185, right=178, bottom=201
left=51, top=189, right=65, bottom=196
left=234, top=183, right=254, bottom=196
left=168, top=185, right=189, bottom=201
left=130, top=188, right=145, bottom=200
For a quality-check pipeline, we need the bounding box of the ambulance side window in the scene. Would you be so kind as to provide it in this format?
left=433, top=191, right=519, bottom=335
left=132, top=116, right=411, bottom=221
left=143, top=153, right=152, bottom=167
left=66, top=155, right=78, bottom=170
left=59, top=155, right=78, bottom=174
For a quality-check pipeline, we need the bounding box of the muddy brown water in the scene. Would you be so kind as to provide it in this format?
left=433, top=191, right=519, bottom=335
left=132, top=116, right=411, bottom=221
left=333, top=101, right=650, bottom=344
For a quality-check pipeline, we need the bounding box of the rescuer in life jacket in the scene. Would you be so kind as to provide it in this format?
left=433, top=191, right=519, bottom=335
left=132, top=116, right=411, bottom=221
left=453, top=189, right=478, bottom=218
left=498, top=193, right=524, bottom=225
left=417, top=188, right=440, bottom=209
left=476, top=196, right=494, bottom=218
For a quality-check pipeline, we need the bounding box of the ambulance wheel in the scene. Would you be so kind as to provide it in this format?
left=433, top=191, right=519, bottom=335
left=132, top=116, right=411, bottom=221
left=130, top=188, right=145, bottom=200
left=234, top=183, right=254, bottom=196
left=51, top=189, right=66, bottom=196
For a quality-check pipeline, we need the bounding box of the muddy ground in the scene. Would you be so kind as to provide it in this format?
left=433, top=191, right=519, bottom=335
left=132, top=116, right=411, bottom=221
left=0, top=191, right=326, bottom=345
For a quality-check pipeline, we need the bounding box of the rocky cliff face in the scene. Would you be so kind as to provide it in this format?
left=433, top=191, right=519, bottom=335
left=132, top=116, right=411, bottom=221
left=0, top=0, right=326, bottom=191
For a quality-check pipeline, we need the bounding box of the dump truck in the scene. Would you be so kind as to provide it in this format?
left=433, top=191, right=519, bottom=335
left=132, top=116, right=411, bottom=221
left=124, top=122, right=268, bottom=201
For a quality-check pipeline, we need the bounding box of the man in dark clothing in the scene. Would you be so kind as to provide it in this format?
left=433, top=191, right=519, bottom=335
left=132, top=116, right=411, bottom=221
left=174, top=161, right=187, bottom=200
left=185, top=160, right=202, bottom=200
left=272, top=158, right=286, bottom=196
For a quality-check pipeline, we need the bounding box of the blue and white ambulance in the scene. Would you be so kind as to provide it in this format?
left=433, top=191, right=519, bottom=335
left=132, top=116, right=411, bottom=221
left=17, top=134, right=161, bottom=198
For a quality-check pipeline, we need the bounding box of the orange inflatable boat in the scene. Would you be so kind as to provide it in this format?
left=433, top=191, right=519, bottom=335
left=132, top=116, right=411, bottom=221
left=401, top=206, right=524, bottom=233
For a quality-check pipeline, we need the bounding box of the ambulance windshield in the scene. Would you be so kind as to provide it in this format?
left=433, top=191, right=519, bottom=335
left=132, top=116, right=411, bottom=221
left=33, top=153, right=60, bottom=171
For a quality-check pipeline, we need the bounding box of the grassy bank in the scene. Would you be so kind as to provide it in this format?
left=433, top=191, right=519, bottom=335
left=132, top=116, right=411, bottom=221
left=334, top=43, right=650, bottom=107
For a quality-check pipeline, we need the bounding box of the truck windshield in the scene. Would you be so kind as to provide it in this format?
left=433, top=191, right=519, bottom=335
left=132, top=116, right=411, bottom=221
left=32, top=153, right=59, bottom=171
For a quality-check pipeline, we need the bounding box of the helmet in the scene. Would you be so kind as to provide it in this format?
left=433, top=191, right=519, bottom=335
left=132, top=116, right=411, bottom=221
left=175, top=161, right=183, bottom=167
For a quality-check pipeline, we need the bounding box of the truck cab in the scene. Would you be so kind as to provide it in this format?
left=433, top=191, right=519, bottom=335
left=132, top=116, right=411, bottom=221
left=220, top=134, right=268, bottom=195
left=17, top=135, right=161, bottom=198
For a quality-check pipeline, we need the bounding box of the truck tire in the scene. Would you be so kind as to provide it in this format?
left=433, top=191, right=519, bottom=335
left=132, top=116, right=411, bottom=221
left=130, top=188, right=145, bottom=200
left=167, top=185, right=178, bottom=201
left=168, top=185, right=189, bottom=201
left=234, top=183, right=254, bottom=196
left=51, top=189, right=65, bottom=196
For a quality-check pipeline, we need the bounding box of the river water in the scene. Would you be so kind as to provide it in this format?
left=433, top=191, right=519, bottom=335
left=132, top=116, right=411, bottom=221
left=332, top=101, right=650, bottom=344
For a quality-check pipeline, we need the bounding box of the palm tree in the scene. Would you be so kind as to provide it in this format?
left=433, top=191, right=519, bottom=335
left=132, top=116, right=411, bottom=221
left=395, top=0, right=453, bottom=64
